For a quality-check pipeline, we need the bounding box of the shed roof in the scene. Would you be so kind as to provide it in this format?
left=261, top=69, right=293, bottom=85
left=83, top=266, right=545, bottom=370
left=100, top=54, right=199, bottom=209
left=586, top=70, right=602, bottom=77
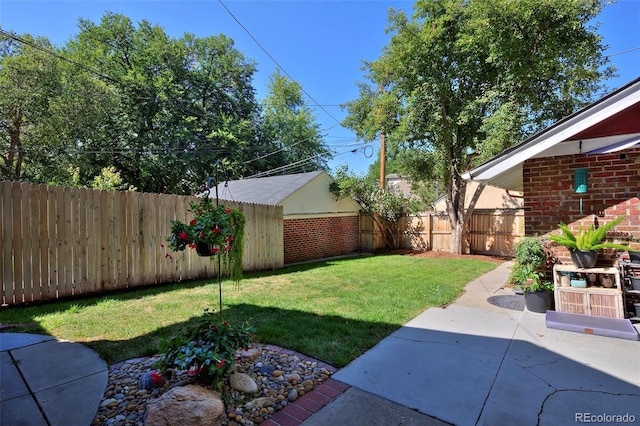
left=214, top=170, right=325, bottom=205
left=463, top=77, right=640, bottom=191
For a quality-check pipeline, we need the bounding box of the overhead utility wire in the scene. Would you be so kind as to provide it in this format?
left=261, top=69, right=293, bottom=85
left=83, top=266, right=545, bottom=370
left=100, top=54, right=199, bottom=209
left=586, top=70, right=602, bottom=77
left=606, top=46, right=640, bottom=57
left=0, top=29, right=119, bottom=84
left=217, top=0, right=344, bottom=128
left=245, top=143, right=369, bottom=179
left=3, top=21, right=370, bottom=170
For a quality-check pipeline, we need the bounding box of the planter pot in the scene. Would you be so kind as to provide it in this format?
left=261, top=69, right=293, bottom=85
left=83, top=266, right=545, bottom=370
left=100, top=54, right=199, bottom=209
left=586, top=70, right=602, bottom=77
left=569, top=249, right=598, bottom=269
left=629, top=251, right=640, bottom=264
left=560, top=274, right=571, bottom=287
left=524, top=290, right=553, bottom=313
left=196, top=242, right=214, bottom=257
left=630, top=276, right=640, bottom=291
left=570, top=279, right=587, bottom=288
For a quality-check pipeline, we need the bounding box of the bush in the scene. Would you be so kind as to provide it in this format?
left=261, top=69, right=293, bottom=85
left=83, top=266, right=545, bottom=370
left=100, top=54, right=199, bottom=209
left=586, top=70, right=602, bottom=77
left=509, top=236, right=548, bottom=288
left=154, top=309, right=256, bottom=390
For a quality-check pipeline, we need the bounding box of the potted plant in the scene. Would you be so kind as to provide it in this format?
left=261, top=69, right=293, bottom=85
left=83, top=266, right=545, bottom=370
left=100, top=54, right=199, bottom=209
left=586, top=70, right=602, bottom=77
left=509, top=236, right=548, bottom=287
left=547, top=215, right=629, bottom=269
left=522, top=275, right=555, bottom=313
left=606, top=230, right=640, bottom=263
left=155, top=309, right=256, bottom=389
left=167, top=196, right=246, bottom=282
left=509, top=236, right=554, bottom=313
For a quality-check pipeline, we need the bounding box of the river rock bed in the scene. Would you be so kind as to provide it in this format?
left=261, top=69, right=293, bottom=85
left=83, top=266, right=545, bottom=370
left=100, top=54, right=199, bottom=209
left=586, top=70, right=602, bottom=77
left=92, top=345, right=333, bottom=426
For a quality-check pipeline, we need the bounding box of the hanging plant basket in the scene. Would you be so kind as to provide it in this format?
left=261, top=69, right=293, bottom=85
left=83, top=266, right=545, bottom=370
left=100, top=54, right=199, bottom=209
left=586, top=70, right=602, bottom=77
left=167, top=196, right=246, bottom=283
left=196, top=242, right=215, bottom=257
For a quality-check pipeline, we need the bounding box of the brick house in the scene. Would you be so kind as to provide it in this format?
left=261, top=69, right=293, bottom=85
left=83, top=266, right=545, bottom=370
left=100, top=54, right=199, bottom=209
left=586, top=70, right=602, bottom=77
left=214, top=171, right=361, bottom=264
left=463, top=77, right=640, bottom=263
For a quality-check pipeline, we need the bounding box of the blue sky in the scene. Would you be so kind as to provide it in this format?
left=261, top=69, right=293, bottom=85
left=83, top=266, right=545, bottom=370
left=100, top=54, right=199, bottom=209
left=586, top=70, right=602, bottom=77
left=1, top=1, right=639, bottom=176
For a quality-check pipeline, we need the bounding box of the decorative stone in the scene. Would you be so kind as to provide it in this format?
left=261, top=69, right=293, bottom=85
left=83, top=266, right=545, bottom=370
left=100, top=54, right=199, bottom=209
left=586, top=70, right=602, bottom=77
left=258, top=365, right=275, bottom=375
left=284, top=373, right=301, bottom=383
left=272, top=370, right=283, bottom=377
left=244, top=397, right=276, bottom=410
left=229, top=373, right=258, bottom=394
left=100, top=398, right=118, bottom=408
left=240, top=347, right=262, bottom=361
left=287, top=388, right=298, bottom=402
left=94, top=345, right=333, bottom=425
left=144, top=384, right=223, bottom=426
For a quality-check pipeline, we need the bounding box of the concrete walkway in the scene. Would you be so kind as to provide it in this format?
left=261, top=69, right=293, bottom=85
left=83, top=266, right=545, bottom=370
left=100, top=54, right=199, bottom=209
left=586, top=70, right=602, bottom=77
left=0, top=333, right=107, bottom=426
left=302, top=262, right=640, bottom=426
left=1, top=261, right=639, bottom=426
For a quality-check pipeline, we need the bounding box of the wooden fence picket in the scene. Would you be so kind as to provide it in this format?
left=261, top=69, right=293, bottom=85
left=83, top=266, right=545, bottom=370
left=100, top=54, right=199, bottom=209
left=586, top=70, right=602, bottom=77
left=1, top=182, right=284, bottom=305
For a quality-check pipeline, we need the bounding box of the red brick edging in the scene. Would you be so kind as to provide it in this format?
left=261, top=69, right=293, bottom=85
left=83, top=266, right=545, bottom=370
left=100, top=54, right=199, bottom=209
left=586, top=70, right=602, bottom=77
left=260, top=344, right=350, bottom=426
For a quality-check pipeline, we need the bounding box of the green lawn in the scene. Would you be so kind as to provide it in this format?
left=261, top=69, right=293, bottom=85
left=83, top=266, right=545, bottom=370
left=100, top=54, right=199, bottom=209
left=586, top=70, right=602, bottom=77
left=0, top=254, right=501, bottom=367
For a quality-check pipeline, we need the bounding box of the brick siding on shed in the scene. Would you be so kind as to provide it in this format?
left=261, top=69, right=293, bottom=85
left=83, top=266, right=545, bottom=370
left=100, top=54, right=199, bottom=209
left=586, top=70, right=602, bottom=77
left=523, top=147, right=640, bottom=263
left=283, top=216, right=359, bottom=264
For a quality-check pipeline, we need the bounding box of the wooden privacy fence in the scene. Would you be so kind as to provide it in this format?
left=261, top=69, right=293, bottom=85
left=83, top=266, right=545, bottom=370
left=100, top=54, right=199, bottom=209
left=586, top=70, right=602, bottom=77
left=360, top=209, right=524, bottom=256
left=1, top=181, right=283, bottom=305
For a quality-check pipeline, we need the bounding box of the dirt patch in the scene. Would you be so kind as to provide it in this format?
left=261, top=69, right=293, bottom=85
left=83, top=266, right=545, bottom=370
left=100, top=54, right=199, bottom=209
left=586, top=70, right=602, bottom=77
left=378, top=249, right=508, bottom=264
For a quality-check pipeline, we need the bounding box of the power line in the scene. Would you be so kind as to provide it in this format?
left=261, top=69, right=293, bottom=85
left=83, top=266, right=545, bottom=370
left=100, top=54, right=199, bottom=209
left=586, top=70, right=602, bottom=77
left=0, top=28, right=120, bottom=84
left=606, top=46, right=640, bottom=57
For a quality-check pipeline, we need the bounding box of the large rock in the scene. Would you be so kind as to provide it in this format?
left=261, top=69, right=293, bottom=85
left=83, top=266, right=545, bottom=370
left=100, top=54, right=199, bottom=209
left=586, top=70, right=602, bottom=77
left=229, top=373, right=258, bottom=394
left=144, top=384, right=224, bottom=426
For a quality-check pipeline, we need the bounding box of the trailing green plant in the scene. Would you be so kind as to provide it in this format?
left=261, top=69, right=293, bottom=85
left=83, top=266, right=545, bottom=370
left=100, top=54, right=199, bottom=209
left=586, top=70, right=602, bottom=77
left=514, top=236, right=547, bottom=267
left=154, top=309, right=256, bottom=390
left=509, top=236, right=548, bottom=287
left=547, top=215, right=629, bottom=251
left=167, top=196, right=246, bottom=283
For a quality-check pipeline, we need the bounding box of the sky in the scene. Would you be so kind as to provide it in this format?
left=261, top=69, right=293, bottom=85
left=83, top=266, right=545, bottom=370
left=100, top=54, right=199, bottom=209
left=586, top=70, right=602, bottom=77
left=1, top=0, right=639, bottom=176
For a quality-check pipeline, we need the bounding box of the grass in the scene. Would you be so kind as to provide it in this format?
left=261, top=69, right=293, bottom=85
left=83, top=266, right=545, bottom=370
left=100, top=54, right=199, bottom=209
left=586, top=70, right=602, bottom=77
left=0, top=254, right=500, bottom=367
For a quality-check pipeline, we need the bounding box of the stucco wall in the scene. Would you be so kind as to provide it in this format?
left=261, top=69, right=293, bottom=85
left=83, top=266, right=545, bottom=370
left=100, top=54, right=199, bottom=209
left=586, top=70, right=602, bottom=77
left=282, top=173, right=360, bottom=217
left=283, top=215, right=360, bottom=264
left=433, top=182, right=523, bottom=212
left=523, top=147, right=640, bottom=262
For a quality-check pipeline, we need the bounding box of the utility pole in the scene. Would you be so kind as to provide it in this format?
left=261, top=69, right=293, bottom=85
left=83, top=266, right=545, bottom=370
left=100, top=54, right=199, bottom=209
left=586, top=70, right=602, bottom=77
left=379, top=132, right=386, bottom=189
left=377, top=84, right=386, bottom=190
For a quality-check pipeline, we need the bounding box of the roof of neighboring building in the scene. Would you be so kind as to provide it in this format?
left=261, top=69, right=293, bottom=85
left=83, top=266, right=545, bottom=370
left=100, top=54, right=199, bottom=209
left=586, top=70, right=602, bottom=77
left=386, top=173, right=413, bottom=198
left=463, top=77, right=640, bottom=191
left=213, top=170, right=325, bottom=206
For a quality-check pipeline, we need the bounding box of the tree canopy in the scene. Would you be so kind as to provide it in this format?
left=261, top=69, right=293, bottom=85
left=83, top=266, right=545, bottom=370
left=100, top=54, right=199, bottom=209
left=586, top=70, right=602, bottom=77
left=1, top=13, right=329, bottom=194
left=258, top=69, right=330, bottom=175
left=342, top=0, right=612, bottom=253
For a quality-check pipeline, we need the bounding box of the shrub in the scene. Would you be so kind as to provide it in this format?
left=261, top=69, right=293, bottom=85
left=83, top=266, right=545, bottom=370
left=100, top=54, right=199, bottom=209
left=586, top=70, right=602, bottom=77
left=154, top=309, right=256, bottom=390
left=509, top=236, right=549, bottom=289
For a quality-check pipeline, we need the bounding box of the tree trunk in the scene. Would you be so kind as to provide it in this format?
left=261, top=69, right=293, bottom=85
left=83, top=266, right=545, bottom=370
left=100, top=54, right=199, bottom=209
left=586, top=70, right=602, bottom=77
left=8, top=116, right=23, bottom=180
left=446, top=171, right=485, bottom=254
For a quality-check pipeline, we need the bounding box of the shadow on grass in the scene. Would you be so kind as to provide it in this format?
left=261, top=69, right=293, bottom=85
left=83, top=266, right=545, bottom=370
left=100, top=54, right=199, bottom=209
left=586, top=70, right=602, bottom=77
left=0, top=255, right=360, bottom=317
left=1, top=301, right=399, bottom=369
left=91, top=303, right=397, bottom=368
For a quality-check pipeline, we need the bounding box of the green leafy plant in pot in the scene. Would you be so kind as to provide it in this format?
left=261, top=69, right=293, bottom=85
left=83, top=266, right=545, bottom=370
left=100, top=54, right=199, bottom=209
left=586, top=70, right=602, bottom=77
left=547, top=215, right=629, bottom=269
left=509, top=236, right=554, bottom=313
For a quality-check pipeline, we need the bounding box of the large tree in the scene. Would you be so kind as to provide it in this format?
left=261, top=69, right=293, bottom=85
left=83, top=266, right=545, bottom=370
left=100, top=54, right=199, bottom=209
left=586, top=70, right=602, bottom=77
left=342, top=0, right=612, bottom=253
left=258, top=69, right=330, bottom=175
left=2, top=13, right=332, bottom=192
left=65, top=13, right=265, bottom=193
left=0, top=32, right=113, bottom=184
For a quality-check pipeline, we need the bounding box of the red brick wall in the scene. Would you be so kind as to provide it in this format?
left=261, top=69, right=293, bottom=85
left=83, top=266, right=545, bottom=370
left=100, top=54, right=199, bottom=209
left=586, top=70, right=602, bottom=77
left=283, top=215, right=360, bottom=264
left=523, top=147, right=640, bottom=262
